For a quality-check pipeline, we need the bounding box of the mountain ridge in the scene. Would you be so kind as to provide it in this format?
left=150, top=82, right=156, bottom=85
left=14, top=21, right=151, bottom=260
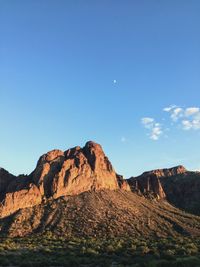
left=0, top=141, right=130, bottom=217
left=0, top=141, right=200, bottom=238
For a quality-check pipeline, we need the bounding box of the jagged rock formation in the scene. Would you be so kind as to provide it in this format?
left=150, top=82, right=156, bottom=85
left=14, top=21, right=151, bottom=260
left=128, top=166, right=200, bottom=215
left=116, top=174, right=131, bottom=191
left=0, top=169, right=42, bottom=217
left=0, top=141, right=130, bottom=217
left=128, top=173, right=166, bottom=199
left=32, top=141, right=123, bottom=199
left=1, top=184, right=42, bottom=218
left=128, top=165, right=187, bottom=199
left=0, top=141, right=200, bottom=238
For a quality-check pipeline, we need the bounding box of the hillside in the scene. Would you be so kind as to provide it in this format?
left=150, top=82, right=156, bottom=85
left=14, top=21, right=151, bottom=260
left=0, top=141, right=200, bottom=239
left=1, top=189, right=200, bottom=238
left=128, top=166, right=200, bottom=215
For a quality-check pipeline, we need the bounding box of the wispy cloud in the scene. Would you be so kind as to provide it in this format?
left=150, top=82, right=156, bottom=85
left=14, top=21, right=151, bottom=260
left=141, top=117, right=163, bottom=141
left=164, top=105, right=200, bottom=130
left=163, top=105, right=177, bottom=112
left=182, top=119, right=200, bottom=130
left=185, top=107, right=200, bottom=117
left=164, top=106, right=183, bottom=121
left=142, top=105, right=200, bottom=141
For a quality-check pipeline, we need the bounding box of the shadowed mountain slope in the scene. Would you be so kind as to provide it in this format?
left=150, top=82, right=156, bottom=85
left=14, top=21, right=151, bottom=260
left=128, top=166, right=200, bottom=215
left=0, top=141, right=200, bottom=238
left=1, top=190, right=200, bottom=238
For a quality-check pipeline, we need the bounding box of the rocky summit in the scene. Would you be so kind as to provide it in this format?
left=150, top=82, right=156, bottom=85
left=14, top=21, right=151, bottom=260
left=0, top=141, right=200, bottom=238
left=0, top=141, right=130, bottom=218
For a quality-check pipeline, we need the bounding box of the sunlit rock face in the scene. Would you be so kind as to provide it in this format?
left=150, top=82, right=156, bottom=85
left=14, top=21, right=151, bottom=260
left=117, top=174, right=131, bottom=191
left=32, top=141, right=124, bottom=198
left=128, top=165, right=187, bottom=200
left=0, top=141, right=130, bottom=217
left=0, top=169, right=42, bottom=217
left=128, top=174, right=166, bottom=199
left=0, top=184, right=42, bottom=217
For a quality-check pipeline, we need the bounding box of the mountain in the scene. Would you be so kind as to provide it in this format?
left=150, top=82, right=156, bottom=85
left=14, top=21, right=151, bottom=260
left=128, top=166, right=200, bottom=215
left=0, top=141, right=200, bottom=238
left=0, top=141, right=130, bottom=218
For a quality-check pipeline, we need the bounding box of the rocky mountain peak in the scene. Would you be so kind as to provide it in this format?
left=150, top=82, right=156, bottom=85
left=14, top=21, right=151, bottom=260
left=0, top=141, right=130, bottom=217
left=82, top=141, right=114, bottom=172
left=37, top=149, right=65, bottom=166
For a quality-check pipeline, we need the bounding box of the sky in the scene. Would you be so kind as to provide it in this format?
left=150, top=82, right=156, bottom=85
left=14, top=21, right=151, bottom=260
left=0, top=0, right=200, bottom=178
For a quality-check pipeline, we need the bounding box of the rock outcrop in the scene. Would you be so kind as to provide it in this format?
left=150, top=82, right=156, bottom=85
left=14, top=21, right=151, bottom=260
left=1, top=184, right=42, bottom=217
left=117, top=174, right=131, bottom=191
left=0, top=168, right=16, bottom=201
left=0, top=142, right=200, bottom=221
left=128, top=166, right=187, bottom=200
left=128, top=173, right=166, bottom=199
left=127, top=166, right=200, bottom=215
left=0, top=141, right=129, bottom=217
left=160, top=170, right=200, bottom=215
left=31, top=141, right=124, bottom=199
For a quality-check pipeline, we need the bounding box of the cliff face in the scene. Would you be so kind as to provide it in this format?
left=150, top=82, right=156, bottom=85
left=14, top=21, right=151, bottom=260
left=128, top=166, right=187, bottom=200
left=128, top=174, right=166, bottom=199
left=127, top=166, right=200, bottom=215
left=0, top=141, right=130, bottom=217
left=1, top=143, right=200, bottom=238
left=1, top=142, right=200, bottom=220
left=160, top=171, right=200, bottom=215
left=32, top=141, right=124, bottom=199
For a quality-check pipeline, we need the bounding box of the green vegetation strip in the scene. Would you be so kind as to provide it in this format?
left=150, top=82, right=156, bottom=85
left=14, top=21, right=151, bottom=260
left=0, top=234, right=199, bottom=266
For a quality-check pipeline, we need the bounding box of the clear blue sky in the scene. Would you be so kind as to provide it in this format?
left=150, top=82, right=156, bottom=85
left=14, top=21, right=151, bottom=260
left=1, top=0, right=200, bottom=177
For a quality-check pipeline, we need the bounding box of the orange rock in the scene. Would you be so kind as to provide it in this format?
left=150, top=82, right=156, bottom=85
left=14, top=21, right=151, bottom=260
left=0, top=184, right=42, bottom=217
left=0, top=141, right=131, bottom=218
left=32, top=141, right=122, bottom=199
left=128, top=166, right=187, bottom=200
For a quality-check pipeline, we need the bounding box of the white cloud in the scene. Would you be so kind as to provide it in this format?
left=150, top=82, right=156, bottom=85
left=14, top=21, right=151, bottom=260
left=142, top=105, right=200, bottom=140
left=164, top=105, right=200, bottom=131
left=141, top=118, right=163, bottom=141
left=150, top=126, right=163, bottom=140
left=163, top=105, right=177, bottom=112
left=185, top=107, right=200, bottom=117
left=171, top=107, right=183, bottom=121
left=182, top=119, right=200, bottom=130
left=192, top=120, right=200, bottom=129
left=163, top=105, right=183, bottom=121
left=141, top=117, right=154, bottom=124
left=182, top=120, right=192, bottom=130
left=113, top=79, right=117, bottom=84
left=141, top=117, right=154, bottom=129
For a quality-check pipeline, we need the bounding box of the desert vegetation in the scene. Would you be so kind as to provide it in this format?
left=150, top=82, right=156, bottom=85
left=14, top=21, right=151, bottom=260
left=0, top=234, right=199, bottom=266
